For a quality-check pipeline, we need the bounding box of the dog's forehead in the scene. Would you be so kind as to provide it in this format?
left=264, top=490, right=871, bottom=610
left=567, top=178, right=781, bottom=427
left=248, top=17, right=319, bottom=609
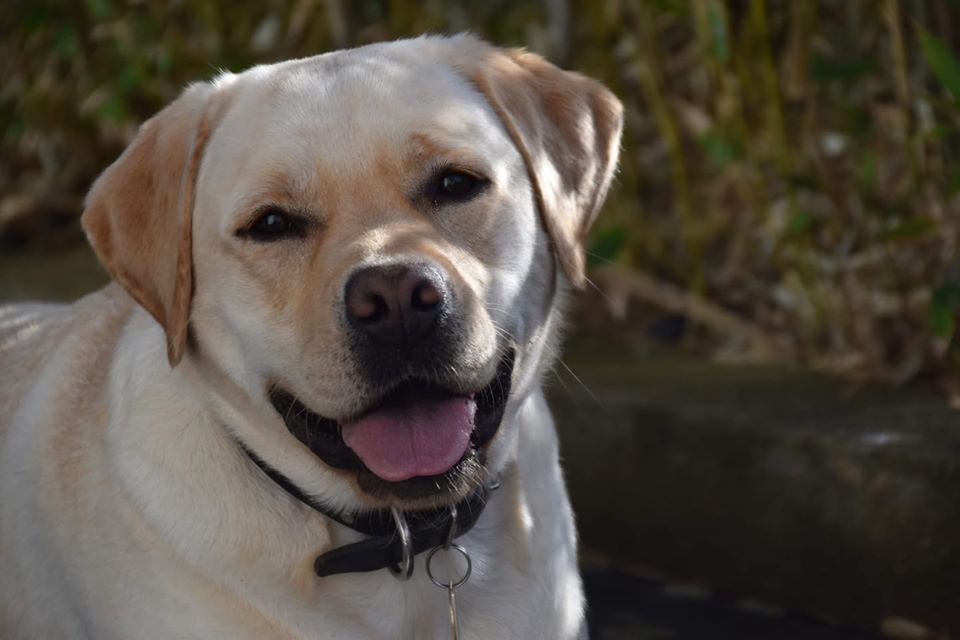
left=274, top=51, right=482, bottom=127
left=207, top=45, right=507, bottom=188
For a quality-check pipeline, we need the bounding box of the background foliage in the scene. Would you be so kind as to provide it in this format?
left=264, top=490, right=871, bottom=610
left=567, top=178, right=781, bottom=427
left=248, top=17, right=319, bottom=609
left=3, top=0, right=960, bottom=388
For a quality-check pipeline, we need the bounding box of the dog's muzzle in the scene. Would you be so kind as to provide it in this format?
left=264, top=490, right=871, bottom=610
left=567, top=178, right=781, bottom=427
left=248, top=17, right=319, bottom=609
left=269, top=349, right=515, bottom=501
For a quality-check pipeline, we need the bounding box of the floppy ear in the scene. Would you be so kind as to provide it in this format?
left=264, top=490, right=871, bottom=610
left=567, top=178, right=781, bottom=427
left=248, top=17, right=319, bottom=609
left=82, top=82, right=230, bottom=366
left=456, top=41, right=623, bottom=289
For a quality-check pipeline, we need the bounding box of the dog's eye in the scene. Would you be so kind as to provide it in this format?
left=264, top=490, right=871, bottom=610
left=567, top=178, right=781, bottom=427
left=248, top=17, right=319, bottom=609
left=241, top=207, right=303, bottom=241
left=432, top=170, right=487, bottom=205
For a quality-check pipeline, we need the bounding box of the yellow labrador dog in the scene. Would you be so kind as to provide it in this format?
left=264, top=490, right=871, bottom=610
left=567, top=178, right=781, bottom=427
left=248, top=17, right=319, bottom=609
left=0, top=34, right=621, bottom=639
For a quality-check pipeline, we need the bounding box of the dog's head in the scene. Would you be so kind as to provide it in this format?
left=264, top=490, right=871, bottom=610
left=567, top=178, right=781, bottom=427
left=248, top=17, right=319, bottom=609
left=82, top=35, right=622, bottom=511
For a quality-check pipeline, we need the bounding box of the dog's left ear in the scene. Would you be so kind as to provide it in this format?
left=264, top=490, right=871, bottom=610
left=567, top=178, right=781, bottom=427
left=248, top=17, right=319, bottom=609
left=454, top=40, right=624, bottom=289
left=82, top=81, right=231, bottom=366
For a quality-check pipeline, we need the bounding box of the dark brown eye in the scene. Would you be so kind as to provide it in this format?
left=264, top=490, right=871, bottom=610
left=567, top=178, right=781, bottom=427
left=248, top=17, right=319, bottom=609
left=433, top=170, right=487, bottom=205
left=241, top=207, right=303, bottom=241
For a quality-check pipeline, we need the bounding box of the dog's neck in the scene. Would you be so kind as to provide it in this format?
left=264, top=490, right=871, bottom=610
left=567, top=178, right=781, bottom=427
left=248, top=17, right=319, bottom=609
left=237, top=440, right=498, bottom=578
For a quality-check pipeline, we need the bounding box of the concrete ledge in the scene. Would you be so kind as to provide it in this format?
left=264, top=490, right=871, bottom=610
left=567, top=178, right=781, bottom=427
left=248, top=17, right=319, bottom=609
left=550, top=348, right=960, bottom=637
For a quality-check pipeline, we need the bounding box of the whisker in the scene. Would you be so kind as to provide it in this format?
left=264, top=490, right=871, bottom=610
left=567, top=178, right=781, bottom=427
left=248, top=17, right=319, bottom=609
left=556, top=357, right=602, bottom=409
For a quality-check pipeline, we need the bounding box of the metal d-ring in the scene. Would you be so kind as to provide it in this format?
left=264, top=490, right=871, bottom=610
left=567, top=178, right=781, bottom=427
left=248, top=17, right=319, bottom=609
left=426, top=543, right=472, bottom=590
left=388, top=506, right=414, bottom=581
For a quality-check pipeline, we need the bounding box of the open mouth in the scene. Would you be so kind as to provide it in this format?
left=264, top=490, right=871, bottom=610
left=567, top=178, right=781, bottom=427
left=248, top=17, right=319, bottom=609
left=269, top=350, right=514, bottom=500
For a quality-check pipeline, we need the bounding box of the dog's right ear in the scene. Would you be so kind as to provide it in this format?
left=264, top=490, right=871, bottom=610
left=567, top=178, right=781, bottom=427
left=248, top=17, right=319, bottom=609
left=82, top=81, right=231, bottom=367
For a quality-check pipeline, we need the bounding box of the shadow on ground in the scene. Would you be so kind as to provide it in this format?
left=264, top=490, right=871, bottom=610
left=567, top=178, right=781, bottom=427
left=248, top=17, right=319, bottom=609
left=584, top=568, right=880, bottom=640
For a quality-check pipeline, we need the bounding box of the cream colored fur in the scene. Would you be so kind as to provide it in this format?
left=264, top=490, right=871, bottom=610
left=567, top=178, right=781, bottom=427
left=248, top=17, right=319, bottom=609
left=0, top=35, right=621, bottom=639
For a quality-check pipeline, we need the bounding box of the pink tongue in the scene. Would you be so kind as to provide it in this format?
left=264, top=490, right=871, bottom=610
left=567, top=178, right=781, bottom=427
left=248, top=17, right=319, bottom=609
left=340, top=396, right=475, bottom=482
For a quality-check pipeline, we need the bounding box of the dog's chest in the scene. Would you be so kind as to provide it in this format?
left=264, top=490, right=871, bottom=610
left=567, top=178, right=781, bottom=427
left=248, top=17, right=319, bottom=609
left=254, top=555, right=555, bottom=639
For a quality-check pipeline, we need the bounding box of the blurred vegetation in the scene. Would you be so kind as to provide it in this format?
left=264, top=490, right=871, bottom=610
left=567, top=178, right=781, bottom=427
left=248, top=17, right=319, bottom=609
left=3, top=0, right=960, bottom=389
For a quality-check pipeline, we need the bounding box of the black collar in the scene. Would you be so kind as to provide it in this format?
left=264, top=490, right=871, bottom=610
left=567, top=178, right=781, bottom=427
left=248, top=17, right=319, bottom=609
left=239, top=444, right=493, bottom=578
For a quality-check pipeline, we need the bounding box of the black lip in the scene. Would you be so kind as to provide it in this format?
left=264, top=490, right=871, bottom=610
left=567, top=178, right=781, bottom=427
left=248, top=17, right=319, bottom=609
left=268, top=350, right=515, bottom=497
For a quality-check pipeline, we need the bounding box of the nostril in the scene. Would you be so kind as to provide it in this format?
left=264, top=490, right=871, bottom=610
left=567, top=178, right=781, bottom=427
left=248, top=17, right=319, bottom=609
left=345, top=267, right=395, bottom=327
left=411, top=280, right=443, bottom=312
left=354, top=294, right=389, bottom=324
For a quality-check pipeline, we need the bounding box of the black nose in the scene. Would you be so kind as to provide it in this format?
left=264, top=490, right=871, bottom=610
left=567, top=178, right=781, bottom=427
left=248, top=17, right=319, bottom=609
left=344, top=263, right=448, bottom=348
